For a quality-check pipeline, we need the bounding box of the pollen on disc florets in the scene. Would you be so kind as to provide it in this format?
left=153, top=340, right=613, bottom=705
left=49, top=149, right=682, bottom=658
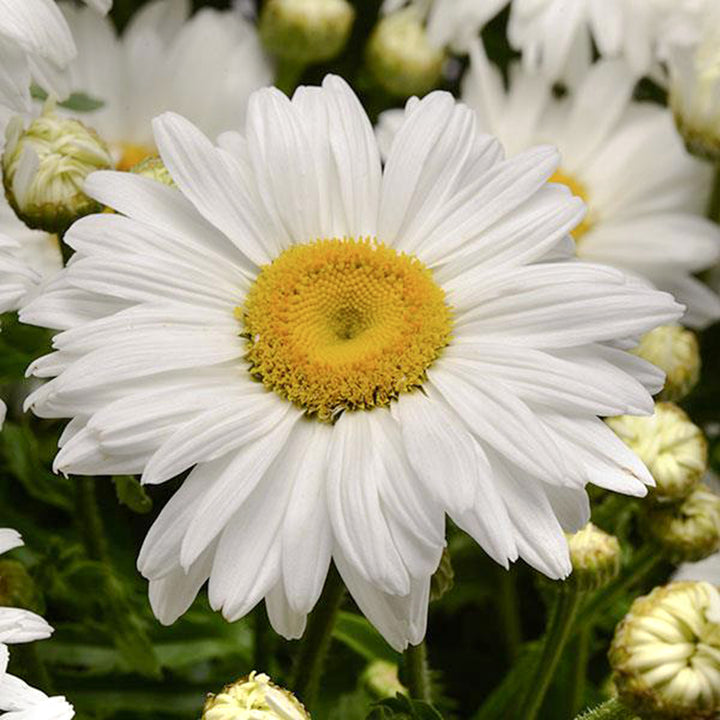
left=240, top=238, right=452, bottom=421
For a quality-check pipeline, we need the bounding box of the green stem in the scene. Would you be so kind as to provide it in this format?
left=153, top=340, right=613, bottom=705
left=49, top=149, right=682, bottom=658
left=574, top=698, right=638, bottom=720
left=254, top=605, right=272, bottom=672
left=517, top=587, right=584, bottom=720
left=575, top=545, right=660, bottom=627
left=404, top=641, right=432, bottom=703
left=570, top=625, right=592, bottom=717
left=290, top=565, right=346, bottom=709
left=707, top=163, right=720, bottom=223
left=76, top=476, right=109, bottom=563
left=497, top=567, right=522, bottom=661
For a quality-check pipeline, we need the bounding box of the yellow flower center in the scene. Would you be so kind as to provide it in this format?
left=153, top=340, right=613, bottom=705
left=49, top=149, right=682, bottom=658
left=549, top=169, right=592, bottom=240
left=240, top=238, right=452, bottom=421
left=116, top=142, right=155, bottom=172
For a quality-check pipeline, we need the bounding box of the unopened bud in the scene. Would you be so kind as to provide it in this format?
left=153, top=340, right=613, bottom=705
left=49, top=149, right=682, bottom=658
left=633, top=325, right=701, bottom=402
left=2, top=105, right=113, bottom=234
left=203, top=671, right=310, bottom=720
left=609, top=581, right=720, bottom=719
left=363, top=660, right=406, bottom=699
left=260, top=0, right=355, bottom=65
left=644, top=484, right=720, bottom=563
left=607, top=403, right=707, bottom=503
left=130, top=156, right=175, bottom=187
left=567, top=523, right=621, bottom=592
left=366, top=8, right=444, bottom=98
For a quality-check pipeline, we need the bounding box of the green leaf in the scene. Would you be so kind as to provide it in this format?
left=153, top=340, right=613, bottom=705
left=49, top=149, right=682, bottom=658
left=366, top=694, right=444, bottom=719
left=113, top=475, right=152, bottom=514
left=30, top=84, right=105, bottom=112
left=1, top=422, right=73, bottom=510
left=334, top=612, right=402, bottom=664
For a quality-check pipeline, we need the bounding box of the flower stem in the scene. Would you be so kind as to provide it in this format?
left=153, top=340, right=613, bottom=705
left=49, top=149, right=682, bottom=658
left=517, top=587, right=584, bottom=720
left=574, top=698, right=638, bottom=720
left=570, top=625, right=592, bottom=717
left=497, top=567, right=522, bottom=661
left=575, top=544, right=659, bottom=626
left=76, top=476, right=109, bottom=563
left=290, top=564, right=345, bottom=709
left=707, top=163, right=720, bottom=223
left=404, top=641, right=432, bottom=703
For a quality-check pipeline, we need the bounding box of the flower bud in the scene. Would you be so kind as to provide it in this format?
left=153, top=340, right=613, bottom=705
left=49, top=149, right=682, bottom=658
left=363, top=660, right=406, bottom=699
left=607, top=403, right=707, bottom=503
left=130, top=156, right=175, bottom=187
left=644, top=484, right=720, bottom=564
left=2, top=105, right=113, bottom=234
left=668, top=6, right=720, bottom=163
left=567, top=523, right=621, bottom=592
left=203, top=671, right=310, bottom=720
left=633, top=325, right=701, bottom=403
left=609, top=581, right=720, bottom=719
left=366, top=8, right=444, bottom=98
left=260, top=0, right=355, bottom=65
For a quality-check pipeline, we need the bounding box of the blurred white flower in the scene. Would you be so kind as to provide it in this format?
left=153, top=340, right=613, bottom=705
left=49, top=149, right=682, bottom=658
left=22, top=76, right=680, bottom=650
left=507, top=0, right=707, bottom=82
left=0, top=528, right=75, bottom=719
left=382, top=48, right=720, bottom=327
left=58, top=0, right=273, bottom=170
left=668, top=2, right=720, bottom=162
left=0, top=0, right=112, bottom=117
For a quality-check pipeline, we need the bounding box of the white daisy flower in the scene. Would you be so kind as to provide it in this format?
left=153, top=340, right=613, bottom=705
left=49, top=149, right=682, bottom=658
left=59, top=0, right=273, bottom=171
left=506, top=0, right=707, bottom=81
left=22, top=76, right=681, bottom=650
left=0, top=0, right=111, bottom=116
left=0, top=528, right=75, bottom=719
left=379, top=49, right=720, bottom=327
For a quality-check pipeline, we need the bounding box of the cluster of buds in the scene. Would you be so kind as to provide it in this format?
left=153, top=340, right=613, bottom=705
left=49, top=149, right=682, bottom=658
left=130, top=156, right=175, bottom=187
left=260, top=0, right=355, bottom=65
left=2, top=103, right=113, bottom=235
left=607, top=402, right=707, bottom=503
left=610, top=581, right=720, bottom=719
left=633, top=325, right=701, bottom=402
left=203, top=672, right=310, bottom=720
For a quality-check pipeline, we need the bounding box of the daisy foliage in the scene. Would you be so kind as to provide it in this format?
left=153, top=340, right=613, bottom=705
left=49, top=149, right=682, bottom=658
left=21, top=76, right=681, bottom=651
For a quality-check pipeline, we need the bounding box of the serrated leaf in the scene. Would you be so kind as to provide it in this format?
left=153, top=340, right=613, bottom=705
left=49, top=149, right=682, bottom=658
left=113, top=475, right=152, bottom=514
left=334, top=612, right=401, bottom=664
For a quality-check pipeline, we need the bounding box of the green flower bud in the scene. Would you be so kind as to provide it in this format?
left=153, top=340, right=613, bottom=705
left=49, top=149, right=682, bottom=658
left=644, top=484, right=720, bottom=564
left=633, top=325, right=701, bottom=403
left=607, top=403, right=707, bottom=503
left=567, top=523, right=622, bottom=592
left=430, top=547, right=454, bottom=602
left=2, top=104, right=113, bottom=234
left=130, top=155, right=175, bottom=187
left=363, top=660, right=406, bottom=699
left=366, top=8, right=445, bottom=98
left=260, top=0, right=355, bottom=65
left=609, top=581, right=720, bottom=720
left=203, top=671, right=310, bottom=720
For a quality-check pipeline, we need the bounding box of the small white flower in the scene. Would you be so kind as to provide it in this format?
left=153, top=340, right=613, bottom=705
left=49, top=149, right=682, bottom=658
left=0, top=528, right=75, bottom=719
left=397, top=48, right=720, bottom=328
left=0, top=0, right=112, bottom=116
left=23, top=76, right=680, bottom=650
left=59, top=0, right=273, bottom=170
